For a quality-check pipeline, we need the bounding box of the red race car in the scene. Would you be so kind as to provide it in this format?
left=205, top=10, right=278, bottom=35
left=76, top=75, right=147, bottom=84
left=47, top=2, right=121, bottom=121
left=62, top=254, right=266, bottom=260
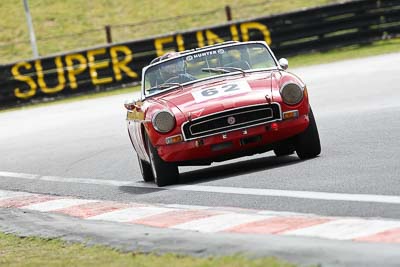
left=125, top=41, right=321, bottom=186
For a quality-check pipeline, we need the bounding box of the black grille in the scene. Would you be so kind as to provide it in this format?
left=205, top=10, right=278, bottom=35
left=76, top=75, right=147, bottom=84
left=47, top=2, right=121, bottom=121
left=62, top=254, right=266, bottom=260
left=182, top=103, right=281, bottom=140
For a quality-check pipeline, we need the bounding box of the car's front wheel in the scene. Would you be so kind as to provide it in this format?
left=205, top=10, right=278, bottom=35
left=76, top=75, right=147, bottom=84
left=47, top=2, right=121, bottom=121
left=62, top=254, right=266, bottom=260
left=274, top=139, right=295, bottom=157
left=295, top=108, right=321, bottom=159
left=146, top=135, right=179, bottom=187
left=137, top=155, right=154, bottom=182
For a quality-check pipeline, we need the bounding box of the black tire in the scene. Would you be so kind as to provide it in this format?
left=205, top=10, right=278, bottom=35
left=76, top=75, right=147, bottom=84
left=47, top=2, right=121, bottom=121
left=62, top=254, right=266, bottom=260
left=137, top=155, right=154, bottom=182
left=273, top=139, right=295, bottom=157
left=295, top=108, right=321, bottom=159
left=146, top=135, right=179, bottom=187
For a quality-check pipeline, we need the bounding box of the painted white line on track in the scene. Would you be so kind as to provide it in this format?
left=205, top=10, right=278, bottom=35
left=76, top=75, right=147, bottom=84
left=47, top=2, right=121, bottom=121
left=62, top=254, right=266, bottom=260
left=2, top=170, right=400, bottom=205
left=172, top=213, right=271, bottom=233
left=0, top=189, right=33, bottom=200
left=0, top=171, right=132, bottom=187
left=22, top=199, right=98, bottom=212
left=164, top=204, right=211, bottom=210
left=170, top=185, right=400, bottom=205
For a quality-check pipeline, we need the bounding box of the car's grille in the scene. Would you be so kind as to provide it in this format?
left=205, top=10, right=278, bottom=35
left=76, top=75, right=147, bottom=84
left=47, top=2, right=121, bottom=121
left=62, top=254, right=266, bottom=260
left=182, top=103, right=281, bottom=140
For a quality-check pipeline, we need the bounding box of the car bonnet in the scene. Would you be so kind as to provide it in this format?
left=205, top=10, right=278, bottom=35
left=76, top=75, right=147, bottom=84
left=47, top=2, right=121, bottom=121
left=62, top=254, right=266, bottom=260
left=154, top=72, right=275, bottom=120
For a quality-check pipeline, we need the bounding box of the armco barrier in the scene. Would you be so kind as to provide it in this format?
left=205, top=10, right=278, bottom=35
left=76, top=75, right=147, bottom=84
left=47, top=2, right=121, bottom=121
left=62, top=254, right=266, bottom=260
left=0, top=0, right=399, bottom=107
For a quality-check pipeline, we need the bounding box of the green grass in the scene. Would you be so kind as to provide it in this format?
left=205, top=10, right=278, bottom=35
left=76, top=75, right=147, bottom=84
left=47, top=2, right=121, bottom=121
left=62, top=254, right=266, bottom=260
left=0, top=0, right=342, bottom=63
left=0, top=232, right=296, bottom=267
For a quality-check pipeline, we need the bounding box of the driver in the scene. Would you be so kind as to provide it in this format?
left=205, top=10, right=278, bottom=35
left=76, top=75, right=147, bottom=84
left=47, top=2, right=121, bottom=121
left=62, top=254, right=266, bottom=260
left=158, top=52, right=196, bottom=84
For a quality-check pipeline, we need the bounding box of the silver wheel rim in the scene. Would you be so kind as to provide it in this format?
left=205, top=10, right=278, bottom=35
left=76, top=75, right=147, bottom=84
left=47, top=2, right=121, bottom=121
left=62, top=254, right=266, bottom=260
left=149, top=150, right=158, bottom=181
left=138, top=158, right=144, bottom=174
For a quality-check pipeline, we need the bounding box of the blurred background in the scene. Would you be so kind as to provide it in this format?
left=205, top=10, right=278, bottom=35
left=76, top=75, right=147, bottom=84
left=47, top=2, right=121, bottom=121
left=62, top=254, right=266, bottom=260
left=0, top=0, right=342, bottom=63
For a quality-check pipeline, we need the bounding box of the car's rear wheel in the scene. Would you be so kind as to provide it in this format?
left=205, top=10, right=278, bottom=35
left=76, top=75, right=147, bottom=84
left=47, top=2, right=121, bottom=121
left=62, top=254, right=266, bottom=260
left=295, top=108, right=321, bottom=159
left=146, top=135, right=179, bottom=187
left=137, top=155, right=154, bottom=182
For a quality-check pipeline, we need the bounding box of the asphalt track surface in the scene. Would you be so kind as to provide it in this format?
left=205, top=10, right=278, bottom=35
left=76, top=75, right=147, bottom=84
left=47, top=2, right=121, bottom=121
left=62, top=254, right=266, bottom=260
left=1, top=53, right=400, bottom=265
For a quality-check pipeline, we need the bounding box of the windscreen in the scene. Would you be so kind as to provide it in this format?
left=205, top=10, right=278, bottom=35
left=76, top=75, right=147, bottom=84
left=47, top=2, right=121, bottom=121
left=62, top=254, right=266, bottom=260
left=143, top=43, right=277, bottom=96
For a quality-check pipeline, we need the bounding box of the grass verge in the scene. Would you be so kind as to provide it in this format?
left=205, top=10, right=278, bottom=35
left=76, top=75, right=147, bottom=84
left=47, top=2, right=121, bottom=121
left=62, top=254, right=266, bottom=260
left=1, top=0, right=341, bottom=63
left=0, top=232, right=295, bottom=267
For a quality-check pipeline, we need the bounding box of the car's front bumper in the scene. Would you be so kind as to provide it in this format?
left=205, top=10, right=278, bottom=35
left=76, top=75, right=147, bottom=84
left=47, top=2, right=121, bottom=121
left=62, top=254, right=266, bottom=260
left=157, top=114, right=309, bottom=164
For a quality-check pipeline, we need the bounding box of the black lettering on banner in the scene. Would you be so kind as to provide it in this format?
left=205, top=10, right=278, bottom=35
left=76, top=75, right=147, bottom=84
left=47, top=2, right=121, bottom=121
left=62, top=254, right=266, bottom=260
left=0, top=14, right=272, bottom=106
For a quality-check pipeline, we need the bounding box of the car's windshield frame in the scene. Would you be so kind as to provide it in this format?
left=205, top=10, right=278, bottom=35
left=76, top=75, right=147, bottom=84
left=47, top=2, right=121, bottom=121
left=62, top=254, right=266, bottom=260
left=141, top=41, right=280, bottom=99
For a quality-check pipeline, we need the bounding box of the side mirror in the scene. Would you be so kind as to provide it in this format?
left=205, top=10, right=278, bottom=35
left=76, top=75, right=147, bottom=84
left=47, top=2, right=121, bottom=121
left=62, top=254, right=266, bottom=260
left=124, top=98, right=141, bottom=111
left=279, top=58, right=289, bottom=70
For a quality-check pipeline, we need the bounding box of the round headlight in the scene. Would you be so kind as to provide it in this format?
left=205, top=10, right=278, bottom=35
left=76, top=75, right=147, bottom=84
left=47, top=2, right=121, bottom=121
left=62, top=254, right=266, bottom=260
left=152, top=110, right=176, bottom=133
left=280, top=83, right=304, bottom=105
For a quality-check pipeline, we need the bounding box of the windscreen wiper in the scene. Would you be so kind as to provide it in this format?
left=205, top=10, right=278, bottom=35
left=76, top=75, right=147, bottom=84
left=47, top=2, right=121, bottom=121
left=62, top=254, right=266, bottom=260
left=201, top=67, right=230, bottom=74
left=159, top=83, right=182, bottom=89
left=147, top=83, right=183, bottom=95
left=220, top=66, right=246, bottom=74
left=202, top=67, right=246, bottom=75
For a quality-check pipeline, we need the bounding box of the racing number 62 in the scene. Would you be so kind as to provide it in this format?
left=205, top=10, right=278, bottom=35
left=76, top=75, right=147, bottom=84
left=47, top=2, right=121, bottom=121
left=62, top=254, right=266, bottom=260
left=201, top=83, right=240, bottom=97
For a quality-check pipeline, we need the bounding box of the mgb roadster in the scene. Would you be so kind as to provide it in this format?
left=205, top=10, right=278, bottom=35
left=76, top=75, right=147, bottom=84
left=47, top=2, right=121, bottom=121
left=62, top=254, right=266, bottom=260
left=125, top=41, right=321, bottom=186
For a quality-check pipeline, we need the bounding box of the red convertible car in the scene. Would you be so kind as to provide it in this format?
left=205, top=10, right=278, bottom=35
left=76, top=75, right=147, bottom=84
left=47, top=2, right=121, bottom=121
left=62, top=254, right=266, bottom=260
left=125, top=41, right=321, bottom=186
